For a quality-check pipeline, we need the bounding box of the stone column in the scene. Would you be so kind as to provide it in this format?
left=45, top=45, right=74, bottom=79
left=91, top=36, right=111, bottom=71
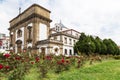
left=32, top=19, right=39, bottom=55
left=24, top=26, right=27, bottom=49
left=13, top=30, right=16, bottom=52
left=60, top=46, right=63, bottom=55
left=60, top=32, right=63, bottom=41
left=33, top=20, right=39, bottom=46
left=47, top=22, right=50, bottom=38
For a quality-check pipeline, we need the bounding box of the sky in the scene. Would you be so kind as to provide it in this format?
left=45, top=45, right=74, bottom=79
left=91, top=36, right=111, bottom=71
left=0, top=0, right=120, bottom=45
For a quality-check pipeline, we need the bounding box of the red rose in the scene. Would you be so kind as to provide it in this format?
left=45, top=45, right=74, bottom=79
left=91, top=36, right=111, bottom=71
left=31, top=62, right=34, bottom=64
left=5, top=66, right=10, bottom=69
left=61, top=58, right=65, bottom=63
left=46, top=56, right=52, bottom=60
left=15, top=56, right=21, bottom=60
left=35, top=57, right=40, bottom=62
left=57, top=61, right=62, bottom=65
left=77, top=59, right=81, bottom=63
left=66, top=60, right=69, bottom=63
left=0, top=64, right=4, bottom=70
left=4, top=53, right=10, bottom=58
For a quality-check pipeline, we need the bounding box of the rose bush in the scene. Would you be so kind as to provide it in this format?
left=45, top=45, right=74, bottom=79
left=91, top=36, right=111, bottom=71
left=0, top=52, right=86, bottom=79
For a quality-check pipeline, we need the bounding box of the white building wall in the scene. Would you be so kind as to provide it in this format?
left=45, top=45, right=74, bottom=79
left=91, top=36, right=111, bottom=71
left=67, top=31, right=71, bottom=34
left=52, top=46, right=60, bottom=56
left=37, top=44, right=61, bottom=56
left=63, top=46, right=74, bottom=56
left=28, top=23, right=33, bottom=26
left=39, top=23, right=47, bottom=41
left=51, top=31, right=56, bottom=34
left=62, top=27, right=68, bottom=31
left=50, top=37, right=54, bottom=40
left=72, top=30, right=81, bottom=38
left=57, top=36, right=60, bottom=41
left=62, top=35, right=78, bottom=56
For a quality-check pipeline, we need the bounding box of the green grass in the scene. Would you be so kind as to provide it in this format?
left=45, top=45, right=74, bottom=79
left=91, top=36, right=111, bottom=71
left=24, top=60, right=120, bottom=80
left=1, top=60, right=120, bottom=80
left=54, top=60, right=120, bottom=80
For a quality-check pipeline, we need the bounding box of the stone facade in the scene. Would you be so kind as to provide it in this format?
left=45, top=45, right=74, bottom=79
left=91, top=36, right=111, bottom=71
left=9, top=4, right=52, bottom=54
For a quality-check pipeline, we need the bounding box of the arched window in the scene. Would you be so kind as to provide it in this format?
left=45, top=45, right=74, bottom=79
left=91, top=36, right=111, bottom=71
left=17, top=29, right=22, bottom=38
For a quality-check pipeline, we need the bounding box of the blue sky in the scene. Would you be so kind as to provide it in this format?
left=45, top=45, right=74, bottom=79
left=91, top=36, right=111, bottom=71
left=0, top=0, right=120, bottom=45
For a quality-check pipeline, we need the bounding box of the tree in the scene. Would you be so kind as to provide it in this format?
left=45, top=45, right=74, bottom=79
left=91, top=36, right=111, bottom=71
left=74, top=33, right=87, bottom=55
left=74, top=33, right=96, bottom=56
left=94, top=37, right=102, bottom=53
left=103, top=39, right=119, bottom=55
left=100, top=41, right=107, bottom=55
left=74, top=33, right=119, bottom=55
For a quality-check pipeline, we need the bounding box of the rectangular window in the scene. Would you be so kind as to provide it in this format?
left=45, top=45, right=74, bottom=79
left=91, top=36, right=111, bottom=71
left=74, top=40, right=76, bottom=44
left=69, top=49, right=72, bottom=55
left=69, top=39, right=72, bottom=45
left=64, top=37, right=67, bottom=44
left=65, top=49, right=67, bottom=55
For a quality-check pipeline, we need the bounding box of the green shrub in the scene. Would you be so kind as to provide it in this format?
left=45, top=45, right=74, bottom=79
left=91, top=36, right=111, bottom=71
left=113, top=55, right=120, bottom=60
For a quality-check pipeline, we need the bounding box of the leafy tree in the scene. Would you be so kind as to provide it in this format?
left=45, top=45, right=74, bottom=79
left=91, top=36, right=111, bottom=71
left=100, top=41, right=107, bottom=55
left=92, top=36, right=101, bottom=54
left=74, top=33, right=96, bottom=56
left=74, top=33, right=87, bottom=55
left=103, top=39, right=119, bottom=55
left=79, top=33, right=87, bottom=41
left=74, top=33, right=119, bottom=56
left=108, top=39, right=119, bottom=55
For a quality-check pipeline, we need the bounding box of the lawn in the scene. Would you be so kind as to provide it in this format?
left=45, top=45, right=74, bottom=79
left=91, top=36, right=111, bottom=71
left=24, top=60, right=120, bottom=80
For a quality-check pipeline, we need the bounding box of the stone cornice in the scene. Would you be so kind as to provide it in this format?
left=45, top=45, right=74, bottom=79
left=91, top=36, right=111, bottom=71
left=8, top=13, right=52, bottom=30
left=36, top=39, right=63, bottom=45
left=49, top=32, right=79, bottom=40
left=10, top=4, right=51, bottom=23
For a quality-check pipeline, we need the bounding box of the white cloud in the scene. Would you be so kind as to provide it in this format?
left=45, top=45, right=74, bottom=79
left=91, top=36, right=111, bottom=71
left=0, top=0, right=120, bottom=45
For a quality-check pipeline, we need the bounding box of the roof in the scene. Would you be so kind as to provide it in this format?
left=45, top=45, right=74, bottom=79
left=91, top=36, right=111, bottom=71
left=55, top=22, right=68, bottom=29
left=62, top=29, right=81, bottom=34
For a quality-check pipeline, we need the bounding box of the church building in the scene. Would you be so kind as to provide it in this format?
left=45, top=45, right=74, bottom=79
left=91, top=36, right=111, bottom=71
left=8, top=4, right=81, bottom=56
